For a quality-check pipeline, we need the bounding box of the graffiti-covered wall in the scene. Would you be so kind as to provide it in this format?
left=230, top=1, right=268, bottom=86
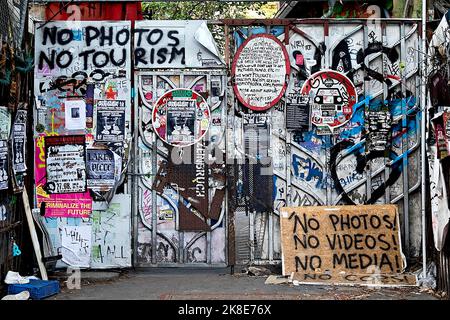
left=33, top=21, right=133, bottom=268
left=228, top=20, right=423, bottom=264
left=133, top=21, right=228, bottom=266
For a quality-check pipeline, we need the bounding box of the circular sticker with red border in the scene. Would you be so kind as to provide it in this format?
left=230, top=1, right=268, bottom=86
left=152, top=88, right=210, bottom=147
left=301, top=70, right=357, bottom=133
left=232, top=34, right=290, bottom=111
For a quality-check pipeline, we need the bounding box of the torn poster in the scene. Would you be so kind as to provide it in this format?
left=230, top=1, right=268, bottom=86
left=45, top=135, right=86, bottom=194
left=95, top=100, right=126, bottom=142
left=35, top=135, right=92, bottom=218
left=0, top=140, right=8, bottom=190
left=86, top=148, right=116, bottom=191
left=91, top=194, right=132, bottom=268
left=0, top=106, right=11, bottom=140
left=61, top=225, right=92, bottom=268
left=65, top=100, right=87, bottom=130
left=11, top=109, right=27, bottom=173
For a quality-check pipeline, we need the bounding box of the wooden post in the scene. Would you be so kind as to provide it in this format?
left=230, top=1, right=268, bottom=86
left=22, top=189, right=48, bottom=280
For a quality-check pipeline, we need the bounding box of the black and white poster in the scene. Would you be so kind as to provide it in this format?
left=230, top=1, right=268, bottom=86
left=11, top=109, right=27, bottom=174
left=0, top=140, right=9, bottom=190
left=167, top=99, right=196, bottom=145
left=243, top=114, right=270, bottom=158
left=95, top=100, right=126, bottom=142
left=86, top=149, right=115, bottom=191
left=45, top=135, right=86, bottom=194
left=286, top=94, right=311, bottom=131
left=366, top=108, right=392, bottom=153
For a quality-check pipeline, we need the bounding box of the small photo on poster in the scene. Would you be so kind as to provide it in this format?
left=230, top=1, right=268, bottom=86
left=65, top=100, right=87, bottom=130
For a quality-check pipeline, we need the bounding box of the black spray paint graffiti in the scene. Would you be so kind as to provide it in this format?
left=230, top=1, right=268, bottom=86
left=356, top=41, right=399, bottom=86
left=330, top=140, right=403, bottom=205
left=134, top=28, right=185, bottom=66
left=38, top=26, right=130, bottom=71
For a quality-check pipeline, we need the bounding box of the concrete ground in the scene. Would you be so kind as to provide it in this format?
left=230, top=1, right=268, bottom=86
left=50, top=268, right=441, bottom=300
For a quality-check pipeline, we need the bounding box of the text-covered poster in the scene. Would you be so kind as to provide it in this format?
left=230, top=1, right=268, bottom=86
left=35, top=135, right=92, bottom=218
left=95, top=100, right=126, bottom=142
left=45, top=135, right=87, bottom=194
left=0, top=140, right=8, bottom=190
left=232, top=34, right=290, bottom=111
left=0, top=107, right=11, bottom=140
left=152, top=89, right=210, bottom=147
left=86, top=148, right=116, bottom=191
left=11, top=110, right=27, bottom=173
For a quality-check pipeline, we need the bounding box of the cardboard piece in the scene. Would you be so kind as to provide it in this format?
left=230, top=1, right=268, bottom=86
left=280, top=205, right=414, bottom=287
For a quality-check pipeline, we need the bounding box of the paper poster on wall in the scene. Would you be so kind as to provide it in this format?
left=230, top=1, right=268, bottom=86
left=286, top=94, right=311, bottom=131
left=91, top=194, right=132, bottom=268
left=301, top=70, right=357, bottom=135
left=243, top=114, right=270, bottom=158
left=65, top=100, right=87, bottom=130
left=61, top=225, right=92, bottom=268
left=35, top=135, right=92, bottom=218
left=232, top=34, right=290, bottom=111
left=86, top=148, right=116, bottom=191
left=0, top=140, right=8, bottom=190
left=11, top=110, right=27, bottom=173
left=45, top=135, right=86, bottom=194
left=366, top=107, right=392, bottom=154
left=152, top=88, right=210, bottom=147
left=0, top=107, right=11, bottom=140
left=95, top=100, right=126, bottom=142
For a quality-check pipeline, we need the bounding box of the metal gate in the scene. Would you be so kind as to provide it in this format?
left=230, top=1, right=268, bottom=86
left=133, top=70, right=228, bottom=266
left=226, top=19, right=423, bottom=265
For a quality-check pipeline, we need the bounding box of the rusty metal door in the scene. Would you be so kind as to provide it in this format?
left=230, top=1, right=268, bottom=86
left=133, top=70, right=228, bottom=266
left=227, top=20, right=422, bottom=265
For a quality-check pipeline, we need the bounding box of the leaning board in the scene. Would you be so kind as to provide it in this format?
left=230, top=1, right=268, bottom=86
left=280, top=205, right=416, bottom=286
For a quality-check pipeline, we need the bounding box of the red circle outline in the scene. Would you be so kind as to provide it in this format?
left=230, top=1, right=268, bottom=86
left=231, top=34, right=291, bottom=112
left=151, top=88, right=210, bottom=147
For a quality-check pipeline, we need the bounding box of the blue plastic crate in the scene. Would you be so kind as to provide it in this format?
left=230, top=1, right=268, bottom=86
left=8, top=279, right=60, bottom=300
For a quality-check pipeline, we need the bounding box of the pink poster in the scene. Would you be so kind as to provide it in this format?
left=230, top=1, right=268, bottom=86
left=35, top=135, right=92, bottom=218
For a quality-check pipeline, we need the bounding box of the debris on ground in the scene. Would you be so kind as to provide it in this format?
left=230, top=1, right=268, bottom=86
left=246, top=266, right=273, bottom=276
left=264, top=275, right=289, bottom=285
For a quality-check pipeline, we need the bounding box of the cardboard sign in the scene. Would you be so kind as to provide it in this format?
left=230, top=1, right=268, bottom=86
left=232, top=34, right=290, bottom=111
left=291, top=272, right=417, bottom=287
left=280, top=205, right=411, bottom=286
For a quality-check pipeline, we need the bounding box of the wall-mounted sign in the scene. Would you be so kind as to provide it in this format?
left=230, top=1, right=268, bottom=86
left=152, top=88, right=210, bottom=147
left=232, top=34, right=290, bottom=111
left=280, top=205, right=413, bottom=286
left=45, top=135, right=87, bottom=194
left=301, top=70, right=357, bottom=134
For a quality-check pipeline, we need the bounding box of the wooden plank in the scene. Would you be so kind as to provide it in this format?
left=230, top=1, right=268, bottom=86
left=23, top=189, right=48, bottom=280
